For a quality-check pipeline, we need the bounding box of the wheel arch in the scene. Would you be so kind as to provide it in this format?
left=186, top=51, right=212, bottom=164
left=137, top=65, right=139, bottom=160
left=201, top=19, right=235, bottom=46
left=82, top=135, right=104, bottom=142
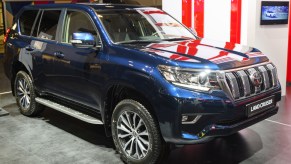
left=103, top=84, right=158, bottom=137
left=11, top=61, right=32, bottom=96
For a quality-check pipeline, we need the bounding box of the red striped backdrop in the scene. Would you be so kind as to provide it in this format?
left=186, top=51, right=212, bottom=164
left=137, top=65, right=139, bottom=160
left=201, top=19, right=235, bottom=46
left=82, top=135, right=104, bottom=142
left=182, top=0, right=241, bottom=44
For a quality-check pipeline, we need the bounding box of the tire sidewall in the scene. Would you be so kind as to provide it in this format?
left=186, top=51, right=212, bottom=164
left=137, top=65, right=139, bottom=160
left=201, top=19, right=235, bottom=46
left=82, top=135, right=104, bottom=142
left=111, top=100, right=161, bottom=164
left=14, top=71, right=37, bottom=116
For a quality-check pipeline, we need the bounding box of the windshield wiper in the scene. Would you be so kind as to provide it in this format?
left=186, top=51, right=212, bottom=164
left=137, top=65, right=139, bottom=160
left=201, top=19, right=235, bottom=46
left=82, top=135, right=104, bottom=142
left=116, top=40, right=162, bottom=44
left=160, top=37, right=193, bottom=41
left=116, top=37, right=193, bottom=44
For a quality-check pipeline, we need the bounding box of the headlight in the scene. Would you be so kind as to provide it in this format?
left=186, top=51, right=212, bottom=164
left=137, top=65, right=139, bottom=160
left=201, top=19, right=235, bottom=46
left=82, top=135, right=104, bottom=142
left=158, top=65, right=221, bottom=91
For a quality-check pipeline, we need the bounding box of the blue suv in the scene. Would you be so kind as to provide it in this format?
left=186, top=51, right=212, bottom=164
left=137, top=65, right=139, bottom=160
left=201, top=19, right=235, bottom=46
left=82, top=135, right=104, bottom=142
left=3, top=3, right=281, bottom=164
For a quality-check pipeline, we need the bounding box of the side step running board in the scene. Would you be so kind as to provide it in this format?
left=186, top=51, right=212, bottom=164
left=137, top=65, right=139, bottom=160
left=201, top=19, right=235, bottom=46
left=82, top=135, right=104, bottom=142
left=35, top=97, right=103, bottom=125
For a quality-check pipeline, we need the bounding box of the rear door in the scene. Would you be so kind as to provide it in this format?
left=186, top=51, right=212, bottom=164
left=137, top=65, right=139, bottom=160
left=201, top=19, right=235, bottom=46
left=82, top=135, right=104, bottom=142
left=29, top=9, right=62, bottom=92
left=10, top=9, right=39, bottom=79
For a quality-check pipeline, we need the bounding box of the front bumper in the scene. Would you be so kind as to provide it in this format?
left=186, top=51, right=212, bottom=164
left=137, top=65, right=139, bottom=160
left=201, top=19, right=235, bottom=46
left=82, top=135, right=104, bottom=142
left=154, top=86, right=281, bottom=145
left=176, top=106, right=278, bottom=144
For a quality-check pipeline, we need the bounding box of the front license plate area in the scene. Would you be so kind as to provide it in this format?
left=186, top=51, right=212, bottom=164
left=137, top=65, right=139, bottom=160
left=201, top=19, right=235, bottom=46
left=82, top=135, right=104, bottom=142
left=246, top=96, right=275, bottom=117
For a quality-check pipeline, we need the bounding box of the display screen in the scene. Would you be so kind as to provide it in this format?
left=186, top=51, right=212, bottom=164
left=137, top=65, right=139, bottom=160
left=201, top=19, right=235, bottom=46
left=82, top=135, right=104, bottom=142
left=261, top=1, right=289, bottom=25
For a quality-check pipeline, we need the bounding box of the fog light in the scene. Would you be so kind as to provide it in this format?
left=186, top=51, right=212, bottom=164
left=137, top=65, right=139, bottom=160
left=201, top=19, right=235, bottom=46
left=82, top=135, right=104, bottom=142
left=181, top=115, right=202, bottom=124
left=182, top=116, right=189, bottom=122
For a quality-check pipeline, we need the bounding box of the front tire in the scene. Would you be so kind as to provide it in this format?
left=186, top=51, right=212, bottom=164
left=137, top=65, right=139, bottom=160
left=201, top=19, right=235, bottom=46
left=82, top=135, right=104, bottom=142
left=14, top=71, right=43, bottom=116
left=111, top=99, right=166, bottom=164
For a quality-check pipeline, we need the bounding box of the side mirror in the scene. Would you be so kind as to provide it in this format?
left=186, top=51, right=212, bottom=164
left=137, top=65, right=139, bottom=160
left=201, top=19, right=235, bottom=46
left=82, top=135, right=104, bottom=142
left=71, top=32, right=95, bottom=48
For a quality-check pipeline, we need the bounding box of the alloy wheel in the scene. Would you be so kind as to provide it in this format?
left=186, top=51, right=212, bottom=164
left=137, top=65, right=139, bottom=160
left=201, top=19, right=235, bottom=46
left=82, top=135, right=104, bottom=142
left=16, top=78, right=31, bottom=110
left=117, top=111, right=150, bottom=160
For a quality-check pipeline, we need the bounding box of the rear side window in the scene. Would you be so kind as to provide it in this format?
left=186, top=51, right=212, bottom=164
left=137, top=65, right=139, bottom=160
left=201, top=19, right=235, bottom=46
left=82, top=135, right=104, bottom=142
left=19, top=10, right=39, bottom=36
left=37, top=10, right=61, bottom=40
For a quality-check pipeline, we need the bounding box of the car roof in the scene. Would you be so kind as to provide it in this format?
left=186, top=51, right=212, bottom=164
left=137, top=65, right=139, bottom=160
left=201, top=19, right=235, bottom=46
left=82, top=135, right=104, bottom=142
left=22, top=3, right=147, bottom=10
left=86, top=3, right=147, bottom=9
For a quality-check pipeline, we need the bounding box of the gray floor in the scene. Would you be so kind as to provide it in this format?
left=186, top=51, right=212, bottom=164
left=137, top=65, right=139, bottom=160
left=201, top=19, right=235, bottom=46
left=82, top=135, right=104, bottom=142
left=1, top=57, right=291, bottom=164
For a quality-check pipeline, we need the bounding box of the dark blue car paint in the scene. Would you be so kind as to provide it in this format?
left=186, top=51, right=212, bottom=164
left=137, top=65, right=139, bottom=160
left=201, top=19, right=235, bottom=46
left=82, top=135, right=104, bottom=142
left=4, top=4, right=281, bottom=144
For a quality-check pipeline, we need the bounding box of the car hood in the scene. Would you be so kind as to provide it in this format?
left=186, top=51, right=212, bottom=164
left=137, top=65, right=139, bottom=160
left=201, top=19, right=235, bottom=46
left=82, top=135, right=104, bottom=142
left=124, top=38, right=269, bottom=70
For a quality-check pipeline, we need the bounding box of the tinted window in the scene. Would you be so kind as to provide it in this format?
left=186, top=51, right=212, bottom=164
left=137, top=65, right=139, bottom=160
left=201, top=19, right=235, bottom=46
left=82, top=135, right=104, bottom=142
left=63, top=11, right=98, bottom=43
left=19, top=10, right=39, bottom=36
left=37, top=10, right=61, bottom=40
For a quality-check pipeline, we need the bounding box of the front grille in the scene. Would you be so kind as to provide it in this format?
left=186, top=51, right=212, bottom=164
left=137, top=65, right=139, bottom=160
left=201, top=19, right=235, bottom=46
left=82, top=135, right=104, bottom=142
left=221, top=63, right=278, bottom=100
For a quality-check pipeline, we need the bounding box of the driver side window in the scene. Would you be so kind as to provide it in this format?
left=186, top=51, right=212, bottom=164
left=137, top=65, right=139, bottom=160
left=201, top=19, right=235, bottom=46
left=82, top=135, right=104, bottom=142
left=63, top=10, right=100, bottom=45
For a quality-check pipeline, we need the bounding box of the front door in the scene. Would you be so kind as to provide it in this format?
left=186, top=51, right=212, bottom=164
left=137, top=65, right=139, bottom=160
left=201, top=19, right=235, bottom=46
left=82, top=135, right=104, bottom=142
left=52, top=10, right=104, bottom=110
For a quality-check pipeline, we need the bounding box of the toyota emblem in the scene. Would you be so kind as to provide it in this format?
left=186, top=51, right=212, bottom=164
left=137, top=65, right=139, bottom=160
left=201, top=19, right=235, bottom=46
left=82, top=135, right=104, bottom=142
left=250, top=72, right=263, bottom=87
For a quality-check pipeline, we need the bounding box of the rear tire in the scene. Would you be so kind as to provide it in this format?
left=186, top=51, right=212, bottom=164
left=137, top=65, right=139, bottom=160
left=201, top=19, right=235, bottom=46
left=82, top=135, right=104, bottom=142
left=111, top=99, right=167, bottom=164
left=14, top=71, right=43, bottom=116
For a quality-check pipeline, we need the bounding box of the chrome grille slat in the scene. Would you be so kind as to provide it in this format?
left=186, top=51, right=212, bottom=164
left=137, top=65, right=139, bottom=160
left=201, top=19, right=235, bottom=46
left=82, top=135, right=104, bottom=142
left=225, top=72, right=240, bottom=99
left=258, top=66, right=270, bottom=90
left=237, top=70, right=251, bottom=97
left=266, top=64, right=278, bottom=87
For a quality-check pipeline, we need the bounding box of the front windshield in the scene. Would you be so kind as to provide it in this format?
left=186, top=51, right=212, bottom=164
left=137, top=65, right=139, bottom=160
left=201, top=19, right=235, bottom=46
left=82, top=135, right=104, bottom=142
left=96, top=8, right=196, bottom=43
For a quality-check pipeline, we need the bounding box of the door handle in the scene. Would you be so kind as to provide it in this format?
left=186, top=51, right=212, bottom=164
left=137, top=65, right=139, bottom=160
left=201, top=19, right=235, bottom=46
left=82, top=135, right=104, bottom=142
left=54, top=51, right=65, bottom=59
left=25, top=45, right=35, bottom=51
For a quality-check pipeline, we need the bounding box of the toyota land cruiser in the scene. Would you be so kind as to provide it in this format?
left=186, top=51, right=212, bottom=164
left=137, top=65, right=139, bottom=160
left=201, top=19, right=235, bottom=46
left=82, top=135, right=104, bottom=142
left=3, top=3, right=281, bottom=164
